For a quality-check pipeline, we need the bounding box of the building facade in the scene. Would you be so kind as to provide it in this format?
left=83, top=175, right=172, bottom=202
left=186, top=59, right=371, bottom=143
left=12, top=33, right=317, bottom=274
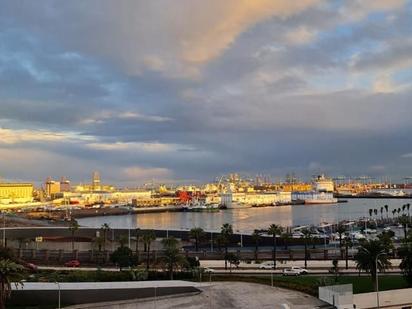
left=0, top=183, right=33, bottom=204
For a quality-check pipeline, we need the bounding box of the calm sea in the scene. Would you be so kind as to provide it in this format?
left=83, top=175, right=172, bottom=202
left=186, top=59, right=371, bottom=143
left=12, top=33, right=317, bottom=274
left=77, top=198, right=412, bottom=233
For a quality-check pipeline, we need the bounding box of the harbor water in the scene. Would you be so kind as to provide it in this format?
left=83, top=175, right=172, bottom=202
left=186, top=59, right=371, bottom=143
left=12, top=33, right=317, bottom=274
left=77, top=198, right=412, bottom=233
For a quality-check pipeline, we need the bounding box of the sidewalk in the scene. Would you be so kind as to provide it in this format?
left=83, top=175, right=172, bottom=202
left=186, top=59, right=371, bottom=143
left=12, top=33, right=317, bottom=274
left=200, top=259, right=402, bottom=269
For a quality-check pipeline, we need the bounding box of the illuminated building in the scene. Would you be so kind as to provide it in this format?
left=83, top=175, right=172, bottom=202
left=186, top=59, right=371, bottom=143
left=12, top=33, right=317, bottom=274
left=45, top=178, right=60, bottom=197
left=0, top=183, right=33, bottom=204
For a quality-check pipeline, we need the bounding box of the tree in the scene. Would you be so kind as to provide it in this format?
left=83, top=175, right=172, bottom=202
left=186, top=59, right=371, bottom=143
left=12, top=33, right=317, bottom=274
left=392, top=209, right=397, bottom=219
left=189, top=227, right=205, bottom=252
left=118, top=234, right=128, bottom=248
left=0, top=259, right=25, bottom=309
left=407, top=203, right=411, bottom=222
left=251, top=229, right=262, bottom=261
left=374, top=209, right=378, bottom=218
left=384, top=204, right=389, bottom=220
left=343, top=238, right=353, bottom=270
left=336, top=224, right=347, bottom=258
left=369, top=209, right=373, bottom=219
left=100, top=223, right=111, bottom=251
left=380, top=207, right=384, bottom=221
left=161, top=237, right=186, bottom=280
left=354, top=239, right=391, bottom=291
left=142, top=230, right=156, bottom=271
left=267, top=224, right=283, bottom=269
left=110, top=246, right=136, bottom=270
left=399, top=232, right=412, bottom=284
left=225, top=252, right=240, bottom=273
left=93, top=236, right=104, bottom=252
left=399, top=215, right=409, bottom=239
left=68, top=219, right=80, bottom=252
left=135, top=228, right=141, bottom=263
left=301, top=229, right=312, bottom=268
left=220, top=223, right=233, bottom=270
left=330, top=259, right=340, bottom=282
left=281, top=232, right=292, bottom=250
left=377, top=231, right=395, bottom=256
left=398, top=208, right=401, bottom=219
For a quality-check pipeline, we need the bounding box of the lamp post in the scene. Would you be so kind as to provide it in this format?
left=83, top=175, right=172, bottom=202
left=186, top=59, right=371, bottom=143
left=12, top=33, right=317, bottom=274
left=55, top=281, right=61, bottom=309
left=375, top=251, right=386, bottom=309
left=2, top=211, right=5, bottom=247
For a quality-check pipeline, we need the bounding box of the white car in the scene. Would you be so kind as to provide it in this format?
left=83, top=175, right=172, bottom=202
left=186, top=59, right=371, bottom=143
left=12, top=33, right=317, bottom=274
left=259, top=261, right=275, bottom=269
left=202, top=267, right=215, bottom=273
left=282, top=267, right=308, bottom=276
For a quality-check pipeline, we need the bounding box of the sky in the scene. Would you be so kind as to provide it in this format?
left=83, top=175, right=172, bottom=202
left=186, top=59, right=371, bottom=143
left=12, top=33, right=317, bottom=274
left=0, top=0, right=412, bottom=185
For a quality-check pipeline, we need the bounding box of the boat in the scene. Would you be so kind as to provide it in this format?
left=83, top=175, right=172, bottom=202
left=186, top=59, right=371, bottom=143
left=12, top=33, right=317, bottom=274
left=292, top=191, right=338, bottom=205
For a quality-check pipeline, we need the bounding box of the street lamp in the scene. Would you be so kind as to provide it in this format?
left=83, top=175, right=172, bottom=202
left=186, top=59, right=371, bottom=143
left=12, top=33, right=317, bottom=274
left=55, top=281, right=61, bottom=309
left=375, top=251, right=387, bottom=309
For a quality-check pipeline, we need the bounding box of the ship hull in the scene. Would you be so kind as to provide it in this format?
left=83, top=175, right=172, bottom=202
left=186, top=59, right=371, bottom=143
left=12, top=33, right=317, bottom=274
left=304, top=199, right=338, bottom=205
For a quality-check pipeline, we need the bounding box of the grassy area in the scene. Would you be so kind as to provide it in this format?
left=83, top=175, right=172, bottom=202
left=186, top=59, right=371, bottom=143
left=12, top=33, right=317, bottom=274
left=211, top=274, right=411, bottom=296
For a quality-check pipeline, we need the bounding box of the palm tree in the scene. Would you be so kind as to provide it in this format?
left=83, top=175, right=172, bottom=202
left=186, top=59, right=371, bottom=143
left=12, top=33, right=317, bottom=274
left=135, top=228, right=141, bottom=262
left=343, top=238, right=353, bottom=270
left=220, top=223, right=233, bottom=270
left=93, top=236, right=104, bottom=252
left=336, top=224, right=346, bottom=258
left=0, top=259, right=25, bottom=309
left=301, top=229, right=312, bottom=268
left=384, top=204, right=389, bottom=220
left=373, top=209, right=378, bottom=218
left=399, top=215, right=409, bottom=239
left=399, top=234, right=412, bottom=284
left=407, top=203, right=411, bottom=222
left=398, top=208, right=402, bottom=219
left=402, top=204, right=406, bottom=215
left=251, top=229, right=262, bottom=261
left=354, top=239, right=391, bottom=291
left=68, top=219, right=80, bottom=253
left=281, top=232, right=292, bottom=250
left=392, top=209, right=397, bottom=219
left=161, top=237, right=185, bottom=280
left=189, top=227, right=205, bottom=252
left=101, top=223, right=111, bottom=251
left=267, top=224, right=283, bottom=269
left=368, top=209, right=373, bottom=219
left=142, top=230, right=156, bottom=271
left=380, top=207, right=383, bottom=221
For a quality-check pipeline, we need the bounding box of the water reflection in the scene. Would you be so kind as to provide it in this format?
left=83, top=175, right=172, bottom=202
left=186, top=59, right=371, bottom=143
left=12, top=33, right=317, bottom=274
left=78, top=198, right=412, bottom=232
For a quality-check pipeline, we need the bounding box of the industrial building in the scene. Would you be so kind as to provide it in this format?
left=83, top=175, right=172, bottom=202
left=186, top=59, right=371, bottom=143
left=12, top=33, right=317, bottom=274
left=0, top=183, right=33, bottom=204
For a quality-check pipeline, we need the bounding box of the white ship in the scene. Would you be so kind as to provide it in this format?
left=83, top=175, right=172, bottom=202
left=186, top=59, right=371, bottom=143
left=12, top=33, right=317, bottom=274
left=292, top=191, right=338, bottom=205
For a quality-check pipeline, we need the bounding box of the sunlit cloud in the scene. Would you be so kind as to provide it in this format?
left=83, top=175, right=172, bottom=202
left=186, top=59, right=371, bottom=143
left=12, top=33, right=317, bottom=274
left=0, top=128, right=92, bottom=144
left=86, top=142, right=186, bottom=153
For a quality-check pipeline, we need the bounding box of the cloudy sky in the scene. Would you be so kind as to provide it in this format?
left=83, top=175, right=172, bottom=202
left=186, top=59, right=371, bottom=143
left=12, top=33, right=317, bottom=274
left=1, top=0, right=412, bottom=185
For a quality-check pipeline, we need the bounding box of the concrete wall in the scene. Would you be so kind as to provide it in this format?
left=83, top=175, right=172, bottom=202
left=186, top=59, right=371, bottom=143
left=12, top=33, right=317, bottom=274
left=9, top=283, right=200, bottom=307
left=354, top=288, right=412, bottom=309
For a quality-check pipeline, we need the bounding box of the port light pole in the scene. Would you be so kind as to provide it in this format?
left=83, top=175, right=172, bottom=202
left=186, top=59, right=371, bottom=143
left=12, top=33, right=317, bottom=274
left=375, top=251, right=386, bottom=308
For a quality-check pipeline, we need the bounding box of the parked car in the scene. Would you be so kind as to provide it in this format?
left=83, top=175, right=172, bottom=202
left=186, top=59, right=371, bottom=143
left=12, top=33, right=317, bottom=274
left=64, top=260, right=80, bottom=267
left=282, top=266, right=308, bottom=276
left=259, top=261, right=275, bottom=269
left=202, top=267, right=215, bottom=273
left=24, top=263, right=38, bottom=272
